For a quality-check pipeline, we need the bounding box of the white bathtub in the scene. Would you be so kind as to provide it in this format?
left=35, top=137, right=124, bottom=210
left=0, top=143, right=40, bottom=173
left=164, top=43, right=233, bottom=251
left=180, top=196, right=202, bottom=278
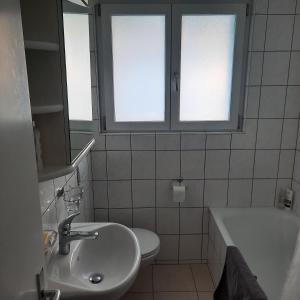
left=208, top=208, right=300, bottom=300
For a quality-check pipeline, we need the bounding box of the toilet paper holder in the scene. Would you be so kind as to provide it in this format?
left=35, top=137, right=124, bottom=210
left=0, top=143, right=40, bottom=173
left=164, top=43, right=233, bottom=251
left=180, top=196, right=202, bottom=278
left=172, top=177, right=186, bottom=203
left=176, top=176, right=184, bottom=184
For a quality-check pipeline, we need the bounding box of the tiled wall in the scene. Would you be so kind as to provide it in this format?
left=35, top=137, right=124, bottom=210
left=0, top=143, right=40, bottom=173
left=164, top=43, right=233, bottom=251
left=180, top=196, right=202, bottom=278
left=89, top=0, right=300, bottom=262
left=90, top=0, right=300, bottom=262
left=40, top=153, right=94, bottom=260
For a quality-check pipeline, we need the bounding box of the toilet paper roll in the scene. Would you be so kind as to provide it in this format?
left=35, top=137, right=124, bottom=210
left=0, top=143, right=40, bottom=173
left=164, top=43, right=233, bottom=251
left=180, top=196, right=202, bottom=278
left=172, top=182, right=186, bottom=203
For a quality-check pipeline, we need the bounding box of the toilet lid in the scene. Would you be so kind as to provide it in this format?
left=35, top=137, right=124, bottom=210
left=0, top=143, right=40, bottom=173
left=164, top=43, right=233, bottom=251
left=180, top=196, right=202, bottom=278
left=132, top=228, right=160, bottom=258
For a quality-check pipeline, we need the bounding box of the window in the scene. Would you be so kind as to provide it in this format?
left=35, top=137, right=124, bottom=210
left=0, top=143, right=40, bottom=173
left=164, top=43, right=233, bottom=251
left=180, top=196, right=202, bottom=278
left=63, top=10, right=93, bottom=123
left=99, top=2, right=250, bottom=132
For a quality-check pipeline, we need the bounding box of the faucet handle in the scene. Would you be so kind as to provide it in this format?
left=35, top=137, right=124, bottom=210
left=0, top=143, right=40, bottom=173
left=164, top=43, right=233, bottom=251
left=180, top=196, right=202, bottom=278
left=58, top=212, right=80, bottom=233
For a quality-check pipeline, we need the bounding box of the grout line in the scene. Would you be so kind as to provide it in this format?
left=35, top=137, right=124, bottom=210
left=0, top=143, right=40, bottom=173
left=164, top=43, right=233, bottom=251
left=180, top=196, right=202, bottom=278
left=130, top=134, right=134, bottom=227
left=201, top=135, right=208, bottom=260
left=250, top=0, right=270, bottom=207
left=274, top=9, right=298, bottom=206
left=189, top=264, right=198, bottom=291
left=226, top=135, right=233, bottom=207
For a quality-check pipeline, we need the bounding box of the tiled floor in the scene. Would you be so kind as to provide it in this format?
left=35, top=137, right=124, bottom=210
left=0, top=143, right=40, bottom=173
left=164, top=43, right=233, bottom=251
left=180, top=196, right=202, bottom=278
left=121, top=264, right=214, bottom=300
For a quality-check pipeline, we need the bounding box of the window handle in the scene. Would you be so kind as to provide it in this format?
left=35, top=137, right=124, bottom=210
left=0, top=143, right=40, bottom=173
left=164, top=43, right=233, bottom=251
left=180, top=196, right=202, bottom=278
left=173, top=72, right=180, bottom=93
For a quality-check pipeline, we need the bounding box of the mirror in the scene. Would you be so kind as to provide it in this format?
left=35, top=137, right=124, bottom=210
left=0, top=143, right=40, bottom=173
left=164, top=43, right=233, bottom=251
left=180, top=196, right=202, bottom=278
left=62, top=0, right=94, bottom=162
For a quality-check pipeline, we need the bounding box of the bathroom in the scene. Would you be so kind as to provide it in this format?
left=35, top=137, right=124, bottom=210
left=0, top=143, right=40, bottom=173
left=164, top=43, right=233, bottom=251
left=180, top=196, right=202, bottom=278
left=1, top=0, right=300, bottom=299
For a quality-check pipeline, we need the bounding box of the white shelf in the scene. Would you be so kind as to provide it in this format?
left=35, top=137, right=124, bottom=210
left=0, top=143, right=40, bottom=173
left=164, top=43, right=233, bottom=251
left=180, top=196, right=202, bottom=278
left=38, top=139, right=95, bottom=182
left=32, top=104, right=63, bottom=115
left=25, top=40, right=59, bottom=51
left=38, top=165, right=75, bottom=182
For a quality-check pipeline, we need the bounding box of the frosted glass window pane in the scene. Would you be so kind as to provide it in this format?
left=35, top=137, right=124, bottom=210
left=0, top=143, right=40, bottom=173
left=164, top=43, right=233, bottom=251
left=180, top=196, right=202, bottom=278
left=111, top=16, right=165, bottom=122
left=63, top=13, right=92, bottom=121
left=179, top=15, right=236, bottom=122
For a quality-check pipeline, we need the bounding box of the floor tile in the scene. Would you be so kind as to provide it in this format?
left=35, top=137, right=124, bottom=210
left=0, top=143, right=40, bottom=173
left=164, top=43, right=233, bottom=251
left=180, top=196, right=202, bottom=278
left=121, top=292, right=153, bottom=300
left=130, top=266, right=153, bottom=292
left=153, top=265, right=196, bottom=292
left=197, top=292, right=214, bottom=300
left=154, top=292, right=198, bottom=300
left=191, top=264, right=214, bottom=292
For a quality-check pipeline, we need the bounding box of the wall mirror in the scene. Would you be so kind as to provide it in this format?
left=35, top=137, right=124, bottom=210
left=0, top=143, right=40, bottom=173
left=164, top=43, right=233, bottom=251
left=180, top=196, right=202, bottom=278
left=62, top=0, right=94, bottom=162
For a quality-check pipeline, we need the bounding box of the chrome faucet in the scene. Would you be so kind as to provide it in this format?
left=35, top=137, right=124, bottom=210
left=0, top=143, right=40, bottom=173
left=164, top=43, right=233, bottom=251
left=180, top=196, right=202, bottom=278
left=58, top=212, right=99, bottom=255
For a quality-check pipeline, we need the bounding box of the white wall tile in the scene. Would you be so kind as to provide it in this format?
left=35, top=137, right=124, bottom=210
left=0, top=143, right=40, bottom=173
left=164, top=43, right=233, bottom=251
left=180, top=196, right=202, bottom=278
left=133, top=208, right=155, bottom=231
left=254, top=150, right=280, bottom=178
left=259, top=86, right=286, bottom=118
left=268, top=0, right=297, bottom=14
left=278, top=150, right=295, bottom=178
left=132, top=151, right=155, bottom=179
left=231, top=119, right=257, bottom=149
left=246, top=87, right=260, bottom=118
left=285, top=86, right=300, bottom=118
left=293, top=151, right=300, bottom=182
left=71, top=133, right=94, bottom=150
left=93, top=181, right=108, bottom=208
left=181, top=134, right=206, bottom=150
left=93, top=134, right=106, bottom=150
left=203, top=208, right=209, bottom=234
left=256, top=119, right=283, bottom=149
left=204, top=180, right=228, bottom=207
left=293, top=15, right=300, bottom=50
left=156, top=180, right=178, bottom=207
left=228, top=180, right=252, bottom=207
left=131, top=134, right=155, bottom=150
left=276, top=179, right=292, bottom=206
left=281, top=119, right=298, bottom=149
left=91, top=151, right=107, bottom=180
left=250, top=15, right=267, bottom=51
left=292, top=181, right=300, bottom=216
left=247, top=52, right=264, bottom=86
left=179, top=235, right=202, bottom=260
left=109, top=208, right=132, bottom=227
left=107, top=151, right=131, bottom=180
left=254, top=0, right=268, bottom=14
left=108, top=180, right=131, bottom=208
left=106, top=134, right=131, bottom=150
left=205, top=151, right=230, bottom=179
left=157, top=235, right=179, bottom=261
left=132, top=180, right=155, bottom=207
left=202, top=235, right=209, bottom=260
left=181, top=151, right=205, bottom=179
left=181, top=180, right=204, bottom=207
left=156, top=133, right=180, bottom=150
left=289, top=52, right=300, bottom=85
left=252, top=179, right=276, bottom=207
left=180, top=208, right=203, bottom=234
left=156, top=151, right=180, bottom=179
left=94, top=208, right=108, bottom=222
left=230, top=150, right=255, bottom=178
left=262, top=52, right=290, bottom=85
left=265, top=15, right=294, bottom=51
left=206, top=134, right=231, bottom=149
left=157, top=208, right=179, bottom=234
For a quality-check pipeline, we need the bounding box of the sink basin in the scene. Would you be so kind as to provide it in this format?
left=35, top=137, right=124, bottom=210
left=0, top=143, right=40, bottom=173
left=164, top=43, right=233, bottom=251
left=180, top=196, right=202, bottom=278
left=47, top=222, right=141, bottom=300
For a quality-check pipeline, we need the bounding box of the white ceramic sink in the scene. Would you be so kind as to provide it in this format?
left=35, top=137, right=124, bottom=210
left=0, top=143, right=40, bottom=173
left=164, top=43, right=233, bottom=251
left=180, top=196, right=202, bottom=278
left=47, top=222, right=141, bottom=300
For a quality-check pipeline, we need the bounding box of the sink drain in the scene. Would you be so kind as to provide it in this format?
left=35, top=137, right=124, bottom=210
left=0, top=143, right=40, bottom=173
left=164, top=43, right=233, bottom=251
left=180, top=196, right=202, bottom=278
left=89, top=273, right=104, bottom=284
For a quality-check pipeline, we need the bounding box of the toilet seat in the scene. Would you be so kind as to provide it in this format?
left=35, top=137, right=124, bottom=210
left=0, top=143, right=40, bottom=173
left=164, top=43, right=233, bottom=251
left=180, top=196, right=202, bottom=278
left=131, top=228, right=160, bottom=259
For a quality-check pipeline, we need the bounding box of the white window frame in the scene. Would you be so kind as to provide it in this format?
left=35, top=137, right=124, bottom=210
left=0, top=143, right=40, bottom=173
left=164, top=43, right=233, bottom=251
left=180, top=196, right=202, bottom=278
left=98, top=1, right=251, bottom=132
left=101, top=4, right=171, bottom=131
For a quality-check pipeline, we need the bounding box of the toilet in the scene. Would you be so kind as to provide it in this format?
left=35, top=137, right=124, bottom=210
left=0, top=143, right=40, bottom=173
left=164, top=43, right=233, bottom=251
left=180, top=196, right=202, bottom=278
left=131, top=228, right=160, bottom=267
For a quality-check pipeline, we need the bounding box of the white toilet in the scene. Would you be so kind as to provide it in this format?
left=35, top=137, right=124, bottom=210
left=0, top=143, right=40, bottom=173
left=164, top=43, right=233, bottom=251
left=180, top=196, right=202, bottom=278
left=131, top=228, right=160, bottom=267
